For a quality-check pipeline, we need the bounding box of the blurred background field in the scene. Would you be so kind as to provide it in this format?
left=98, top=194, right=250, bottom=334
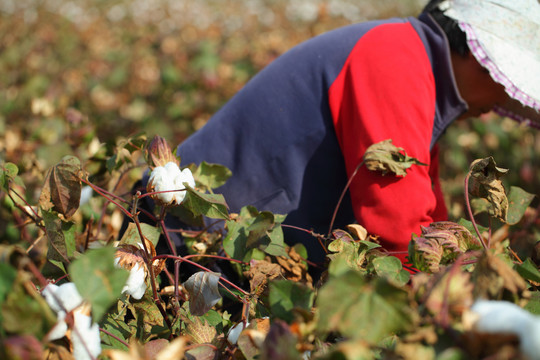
left=1, top=0, right=539, bottom=241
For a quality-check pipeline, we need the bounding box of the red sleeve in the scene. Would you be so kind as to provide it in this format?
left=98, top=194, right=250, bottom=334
left=329, top=22, right=447, bottom=261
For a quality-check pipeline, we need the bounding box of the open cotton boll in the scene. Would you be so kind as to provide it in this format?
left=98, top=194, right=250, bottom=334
left=148, top=166, right=176, bottom=204
left=42, top=282, right=103, bottom=359
left=42, top=283, right=84, bottom=314
left=227, top=321, right=250, bottom=345
left=470, top=300, right=540, bottom=360
left=47, top=311, right=69, bottom=341
left=71, top=312, right=102, bottom=360
left=122, top=262, right=147, bottom=300
left=148, top=162, right=195, bottom=205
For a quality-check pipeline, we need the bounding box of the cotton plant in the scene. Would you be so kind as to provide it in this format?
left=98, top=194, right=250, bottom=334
left=42, top=282, right=101, bottom=360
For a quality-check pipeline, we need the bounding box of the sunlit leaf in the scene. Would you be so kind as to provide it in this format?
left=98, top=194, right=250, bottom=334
left=119, top=222, right=161, bottom=248
left=372, top=256, right=410, bottom=286
left=224, top=206, right=287, bottom=261
left=69, top=247, right=130, bottom=321
left=183, top=271, right=222, bottom=316
left=182, top=186, right=229, bottom=219
left=193, top=161, right=232, bottom=192
left=363, top=139, right=427, bottom=177
left=0, top=162, right=21, bottom=190
left=127, top=290, right=165, bottom=335
left=524, top=292, right=540, bottom=315
left=506, top=186, right=536, bottom=225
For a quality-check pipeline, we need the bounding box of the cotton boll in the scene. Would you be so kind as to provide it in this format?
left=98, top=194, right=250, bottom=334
left=148, top=166, right=175, bottom=204
left=43, top=283, right=84, bottom=313
left=179, top=168, right=196, bottom=189
left=470, top=300, right=540, bottom=360
left=71, top=312, right=102, bottom=360
left=227, top=321, right=249, bottom=345
left=171, top=167, right=195, bottom=204
left=46, top=311, right=69, bottom=341
left=148, top=162, right=194, bottom=205
left=122, top=262, right=147, bottom=300
left=79, top=186, right=93, bottom=206
left=42, top=282, right=102, bottom=360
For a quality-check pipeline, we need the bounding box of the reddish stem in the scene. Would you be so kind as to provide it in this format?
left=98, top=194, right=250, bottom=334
left=328, top=160, right=365, bottom=237
left=153, top=254, right=249, bottom=298
left=463, top=172, right=488, bottom=250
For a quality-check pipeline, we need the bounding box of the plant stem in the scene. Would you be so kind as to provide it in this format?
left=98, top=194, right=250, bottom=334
left=281, top=224, right=328, bottom=255
left=99, top=327, right=130, bottom=348
left=131, top=199, right=173, bottom=333
left=153, top=254, right=249, bottom=297
left=463, top=172, right=488, bottom=250
left=328, top=160, right=364, bottom=237
left=81, top=178, right=133, bottom=219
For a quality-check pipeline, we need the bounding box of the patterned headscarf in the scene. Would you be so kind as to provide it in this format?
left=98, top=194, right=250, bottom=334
left=440, top=0, right=540, bottom=128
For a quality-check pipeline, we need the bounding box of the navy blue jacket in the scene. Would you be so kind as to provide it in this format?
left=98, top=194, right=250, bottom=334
left=175, top=13, right=467, bottom=265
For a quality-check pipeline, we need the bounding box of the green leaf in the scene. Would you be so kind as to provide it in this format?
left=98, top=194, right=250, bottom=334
left=69, top=247, right=130, bottom=322
left=182, top=186, right=229, bottom=219
left=317, top=271, right=412, bottom=343
left=223, top=219, right=249, bottom=261
left=223, top=206, right=287, bottom=261
left=363, top=139, right=427, bottom=177
left=127, top=290, right=166, bottom=338
left=269, top=280, right=314, bottom=323
left=119, top=222, right=161, bottom=248
left=100, top=311, right=133, bottom=351
left=193, top=161, right=232, bottom=192
left=372, top=256, right=410, bottom=286
left=506, top=186, right=536, bottom=225
left=42, top=210, right=76, bottom=271
left=0, top=162, right=20, bottom=190
left=515, top=258, right=540, bottom=283
left=524, top=291, right=540, bottom=315
left=1, top=272, right=57, bottom=337
left=0, top=262, right=17, bottom=304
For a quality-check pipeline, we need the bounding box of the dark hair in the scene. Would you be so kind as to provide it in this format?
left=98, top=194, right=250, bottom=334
left=422, top=0, right=469, bottom=56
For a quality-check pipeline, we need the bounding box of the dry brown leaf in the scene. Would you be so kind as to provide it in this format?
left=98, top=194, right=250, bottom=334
left=243, top=259, right=282, bottom=295
left=346, top=224, right=368, bottom=241
left=473, top=252, right=528, bottom=299
left=275, top=247, right=313, bottom=287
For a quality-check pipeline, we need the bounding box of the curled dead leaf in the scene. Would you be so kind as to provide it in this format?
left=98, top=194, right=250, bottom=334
left=346, top=224, right=368, bottom=241
left=244, top=259, right=282, bottom=295
left=183, top=271, right=222, bottom=316
left=468, top=157, right=509, bottom=221
left=39, top=156, right=83, bottom=219
left=363, top=139, right=427, bottom=177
